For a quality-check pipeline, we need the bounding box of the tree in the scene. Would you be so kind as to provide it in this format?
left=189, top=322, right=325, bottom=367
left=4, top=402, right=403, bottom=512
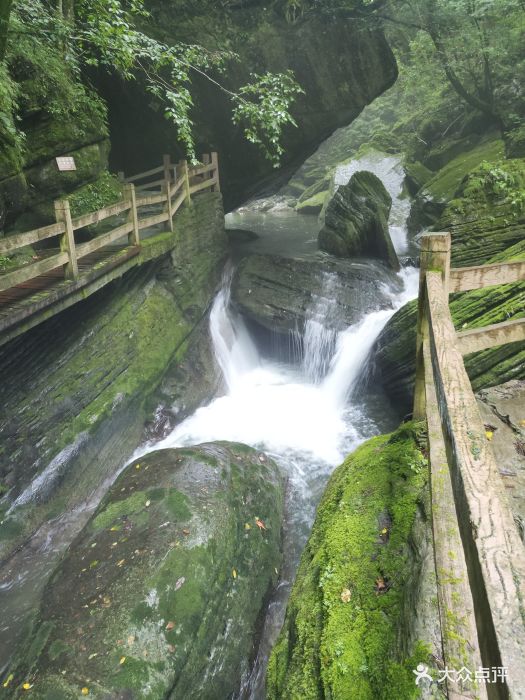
left=0, top=0, right=13, bottom=61
left=1, top=0, right=304, bottom=165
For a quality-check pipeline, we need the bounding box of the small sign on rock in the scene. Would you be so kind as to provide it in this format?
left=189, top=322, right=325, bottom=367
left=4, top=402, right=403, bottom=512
left=56, top=156, right=77, bottom=171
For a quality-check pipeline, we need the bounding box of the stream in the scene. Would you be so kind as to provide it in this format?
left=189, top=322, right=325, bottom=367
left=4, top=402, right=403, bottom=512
left=0, top=151, right=419, bottom=696
left=131, top=151, right=419, bottom=697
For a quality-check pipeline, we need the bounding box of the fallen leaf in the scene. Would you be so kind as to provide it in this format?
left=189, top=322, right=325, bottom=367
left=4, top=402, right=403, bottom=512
left=381, top=528, right=388, bottom=535
left=3, top=674, right=13, bottom=688
left=22, top=682, right=33, bottom=690
left=110, top=526, right=120, bottom=532
left=135, top=464, right=141, bottom=470
left=165, top=621, right=175, bottom=631
left=375, top=577, right=388, bottom=594
left=89, top=560, right=98, bottom=569
left=81, top=688, right=89, bottom=696
left=116, top=559, right=125, bottom=567
left=274, top=568, right=279, bottom=575
left=145, top=500, right=151, bottom=508
left=255, top=518, right=267, bottom=531
left=485, top=430, right=493, bottom=441
left=127, top=635, right=135, bottom=645
left=232, top=568, right=237, bottom=579
left=244, top=523, right=251, bottom=530
left=340, top=588, right=352, bottom=603
left=88, top=653, right=98, bottom=660
left=175, top=577, right=185, bottom=590
left=168, top=644, right=176, bottom=653
left=119, top=656, right=126, bottom=665
left=111, top=542, right=118, bottom=547
left=182, top=529, right=190, bottom=536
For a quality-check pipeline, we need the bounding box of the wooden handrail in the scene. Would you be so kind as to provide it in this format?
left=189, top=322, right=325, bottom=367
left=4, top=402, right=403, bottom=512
left=414, top=232, right=525, bottom=699
left=449, top=260, right=525, bottom=292
left=0, top=152, right=220, bottom=295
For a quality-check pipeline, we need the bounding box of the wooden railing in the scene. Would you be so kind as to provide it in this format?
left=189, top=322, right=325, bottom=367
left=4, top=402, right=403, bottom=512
left=0, top=152, right=220, bottom=294
left=414, top=232, right=525, bottom=700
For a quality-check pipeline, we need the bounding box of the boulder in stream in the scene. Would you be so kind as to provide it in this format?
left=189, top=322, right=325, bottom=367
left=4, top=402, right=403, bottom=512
left=5, top=442, right=284, bottom=699
left=231, top=253, right=399, bottom=340
left=318, top=170, right=400, bottom=270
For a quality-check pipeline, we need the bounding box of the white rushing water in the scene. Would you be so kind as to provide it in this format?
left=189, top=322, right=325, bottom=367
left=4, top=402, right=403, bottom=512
left=129, top=150, right=419, bottom=699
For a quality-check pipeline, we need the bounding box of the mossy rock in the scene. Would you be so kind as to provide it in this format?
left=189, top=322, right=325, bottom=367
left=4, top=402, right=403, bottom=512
left=296, top=189, right=329, bottom=215
left=438, top=157, right=525, bottom=266
left=407, top=137, right=505, bottom=235
left=267, top=421, right=432, bottom=700
left=3, top=442, right=284, bottom=699
left=374, top=239, right=525, bottom=412
left=319, top=170, right=400, bottom=270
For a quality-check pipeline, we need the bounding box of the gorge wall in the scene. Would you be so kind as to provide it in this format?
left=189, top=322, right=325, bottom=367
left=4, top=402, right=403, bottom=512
left=0, top=192, right=228, bottom=563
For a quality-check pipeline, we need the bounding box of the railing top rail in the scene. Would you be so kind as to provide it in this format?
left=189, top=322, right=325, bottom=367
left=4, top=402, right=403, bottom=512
left=449, top=259, right=525, bottom=293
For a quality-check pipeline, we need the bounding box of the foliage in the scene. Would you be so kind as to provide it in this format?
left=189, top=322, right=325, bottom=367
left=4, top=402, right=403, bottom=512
left=67, top=171, right=123, bottom=217
left=1, top=0, right=304, bottom=168
left=385, top=0, right=525, bottom=129
left=232, top=71, right=304, bottom=166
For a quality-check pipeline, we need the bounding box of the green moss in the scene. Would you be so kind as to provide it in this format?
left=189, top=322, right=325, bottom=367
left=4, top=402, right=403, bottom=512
left=165, top=489, right=192, bottom=520
left=267, top=421, right=431, bottom=700
left=92, top=491, right=149, bottom=531
left=424, top=138, right=504, bottom=202
left=67, top=171, right=123, bottom=218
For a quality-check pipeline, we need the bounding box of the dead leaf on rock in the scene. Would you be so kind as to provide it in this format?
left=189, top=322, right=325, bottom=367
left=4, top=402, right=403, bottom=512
left=255, top=518, right=267, bottom=531
left=175, top=577, right=185, bottom=591
left=340, top=588, right=352, bottom=603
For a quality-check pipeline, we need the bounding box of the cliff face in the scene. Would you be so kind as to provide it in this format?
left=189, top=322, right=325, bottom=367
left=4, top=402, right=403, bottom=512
left=100, top=4, right=397, bottom=209
left=0, top=193, right=227, bottom=565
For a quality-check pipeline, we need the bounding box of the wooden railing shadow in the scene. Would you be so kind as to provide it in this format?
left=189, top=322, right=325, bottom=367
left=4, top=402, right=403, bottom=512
left=414, top=232, right=525, bottom=700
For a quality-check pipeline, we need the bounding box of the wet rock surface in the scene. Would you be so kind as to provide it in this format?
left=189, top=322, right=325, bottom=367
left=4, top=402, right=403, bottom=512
left=231, top=252, right=399, bottom=338
left=5, top=442, right=284, bottom=699
left=318, top=171, right=399, bottom=270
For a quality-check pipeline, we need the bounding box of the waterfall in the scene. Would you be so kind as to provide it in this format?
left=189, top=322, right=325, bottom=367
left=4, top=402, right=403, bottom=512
left=302, top=272, right=339, bottom=383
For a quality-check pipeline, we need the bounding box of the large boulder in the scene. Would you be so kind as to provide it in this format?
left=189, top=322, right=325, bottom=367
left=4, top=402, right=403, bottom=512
left=267, top=421, right=440, bottom=700
left=373, top=239, right=525, bottom=414
left=318, top=171, right=400, bottom=270
left=231, top=253, right=399, bottom=338
left=4, top=442, right=284, bottom=699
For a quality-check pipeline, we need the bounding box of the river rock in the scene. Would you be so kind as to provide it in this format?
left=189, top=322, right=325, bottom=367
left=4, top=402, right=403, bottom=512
left=5, top=442, right=284, bottom=699
left=318, top=170, right=400, bottom=270
left=267, top=421, right=441, bottom=699
left=231, top=253, right=398, bottom=338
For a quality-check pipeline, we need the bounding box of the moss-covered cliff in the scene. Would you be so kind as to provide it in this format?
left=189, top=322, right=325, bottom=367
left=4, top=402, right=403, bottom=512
left=0, top=193, right=227, bottom=563
left=267, top=421, right=439, bottom=700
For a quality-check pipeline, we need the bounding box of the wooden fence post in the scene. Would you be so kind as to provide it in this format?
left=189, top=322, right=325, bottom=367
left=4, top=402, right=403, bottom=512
left=211, top=151, right=220, bottom=192
left=179, top=159, right=192, bottom=207
left=123, top=183, right=140, bottom=246
left=54, top=199, right=79, bottom=280
left=413, top=232, right=451, bottom=419
left=162, top=154, right=174, bottom=232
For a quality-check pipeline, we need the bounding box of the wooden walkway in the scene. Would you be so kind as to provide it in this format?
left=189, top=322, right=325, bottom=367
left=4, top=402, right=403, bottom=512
left=414, top=233, right=525, bottom=700
left=0, top=153, right=220, bottom=347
